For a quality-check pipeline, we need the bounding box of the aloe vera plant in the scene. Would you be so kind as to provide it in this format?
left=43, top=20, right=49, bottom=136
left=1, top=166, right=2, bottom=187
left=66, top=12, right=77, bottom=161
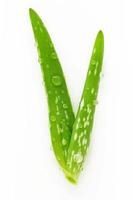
left=29, top=8, right=104, bottom=184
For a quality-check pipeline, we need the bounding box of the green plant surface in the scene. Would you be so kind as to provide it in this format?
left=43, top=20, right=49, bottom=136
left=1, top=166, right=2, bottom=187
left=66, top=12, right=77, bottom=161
left=66, top=31, right=104, bottom=183
left=29, top=8, right=104, bottom=184
left=29, top=8, right=75, bottom=170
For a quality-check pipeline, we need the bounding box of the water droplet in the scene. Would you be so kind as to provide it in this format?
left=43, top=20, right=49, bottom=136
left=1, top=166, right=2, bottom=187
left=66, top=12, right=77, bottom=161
left=52, top=76, right=62, bottom=86
left=72, top=150, right=75, bottom=156
left=64, top=150, right=67, bottom=157
left=75, top=152, right=83, bottom=163
left=59, top=123, right=64, bottom=133
left=61, top=90, right=65, bottom=94
left=62, top=138, right=67, bottom=146
left=73, top=167, right=76, bottom=173
left=87, top=121, right=90, bottom=126
left=37, top=20, right=40, bottom=25
left=88, top=70, right=92, bottom=76
left=51, top=52, right=57, bottom=59
left=82, top=138, right=87, bottom=145
left=48, top=90, right=52, bottom=95
left=83, top=118, right=86, bottom=122
left=91, top=59, right=96, bottom=65
left=96, top=61, right=99, bottom=67
left=46, top=64, right=49, bottom=68
left=38, top=57, right=44, bottom=64
left=63, top=104, right=68, bottom=109
left=74, top=133, right=78, bottom=141
left=78, top=118, right=81, bottom=122
left=76, top=123, right=79, bottom=129
left=64, top=110, right=69, bottom=119
left=50, top=115, right=56, bottom=122
left=58, top=95, right=61, bottom=100
left=93, top=48, right=96, bottom=54
left=84, top=121, right=89, bottom=128
left=56, top=105, right=59, bottom=111
left=94, top=69, right=97, bottom=76
left=83, top=107, right=87, bottom=112
left=40, top=27, right=43, bottom=33
left=79, top=123, right=83, bottom=128
left=55, top=97, right=58, bottom=104
left=87, top=106, right=91, bottom=113
left=50, top=42, right=53, bottom=48
left=91, top=88, right=95, bottom=94
left=57, top=124, right=60, bottom=134
left=84, top=130, right=87, bottom=135
left=80, top=99, right=84, bottom=109
left=34, top=26, right=37, bottom=31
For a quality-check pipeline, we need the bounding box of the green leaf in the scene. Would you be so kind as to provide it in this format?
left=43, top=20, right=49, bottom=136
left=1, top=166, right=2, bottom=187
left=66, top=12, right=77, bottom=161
left=29, top=8, right=75, bottom=170
left=66, top=31, right=104, bottom=183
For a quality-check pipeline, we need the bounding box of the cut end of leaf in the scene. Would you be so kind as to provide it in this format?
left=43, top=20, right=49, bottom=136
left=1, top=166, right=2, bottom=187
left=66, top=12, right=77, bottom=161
left=64, top=170, right=78, bottom=184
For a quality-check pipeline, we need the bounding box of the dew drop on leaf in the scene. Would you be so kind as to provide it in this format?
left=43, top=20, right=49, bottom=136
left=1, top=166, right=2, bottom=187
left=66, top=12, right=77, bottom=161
left=91, top=59, right=96, bottom=66
left=61, top=90, right=65, bottom=94
left=48, top=90, right=52, bottom=95
left=50, top=115, right=56, bottom=122
left=91, top=88, right=95, bottom=94
left=46, top=64, right=49, bottom=68
left=79, top=123, right=83, bottom=129
left=75, top=152, right=83, bottom=163
left=62, top=138, right=67, bottom=146
left=52, top=75, right=62, bottom=86
left=51, top=52, right=57, bottom=59
left=63, top=104, right=68, bottom=109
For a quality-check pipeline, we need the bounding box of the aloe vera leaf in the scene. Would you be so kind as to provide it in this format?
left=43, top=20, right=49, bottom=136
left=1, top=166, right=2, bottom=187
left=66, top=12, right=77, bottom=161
left=29, top=8, right=75, bottom=169
left=66, top=31, right=104, bottom=183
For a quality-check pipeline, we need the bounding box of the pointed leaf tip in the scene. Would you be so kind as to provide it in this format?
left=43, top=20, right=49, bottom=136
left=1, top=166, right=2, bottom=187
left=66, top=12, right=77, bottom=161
left=97, top=30, right=104, bottom=41
left=29, top=8, right=38, bottom=19
left=29, top=8, right=33, bottom=16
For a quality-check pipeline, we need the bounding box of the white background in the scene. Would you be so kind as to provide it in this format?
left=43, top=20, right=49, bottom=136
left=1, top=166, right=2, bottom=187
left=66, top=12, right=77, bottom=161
left=0, top=0, right=132, bottom=199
